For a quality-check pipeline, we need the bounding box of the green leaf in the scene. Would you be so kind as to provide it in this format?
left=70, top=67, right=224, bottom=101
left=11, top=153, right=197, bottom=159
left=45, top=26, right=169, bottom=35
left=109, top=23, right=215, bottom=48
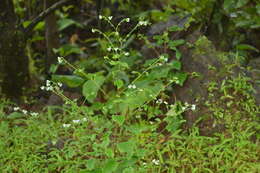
left=175, top=49, right=182, bottom=60
left=117, top=141, right=135, bottom=157
left=149, top=67, right=171, bottom=79
left=236, top=0, right=249, bottom=8
left=54, top=44, right=83, bottom=56
left=235, top=20, right=253, bottom=28
left=116, top=158, right=138, bottom=172
left=171, top=60, right=181, bottom=70
left=49, top=64, right=59, bottom=74
left=165, top=115, right=185, bottom=133
left=150, top=9, right=169, bottom=21
left=165, top=105, right=186, bottom=133
left=174, top=72, right=188, bottom=86
left=113, top=82, right=164, bottom=114
left=7, top=112, right=24, bottom=119
left=52, top=75, right=85, bottom=88
left=103, top=159, right=118, bottom=173
left=34, top=21, right=45, bottom=31
left=30, top=35, right=44, bottom=42
left=224, top=0, right=235, bottom=11
left=82, top=75, right=105, bottom=103
left=169, top=26, right=183, bottom=32
left=112, top=115, right=125, bottom=126
left=123, top=167, right=134, bottom=173
left=22, top=20, right=31, bottom=28
left=58, top=18, right=83, bottom=31
left=114, top=79, right=124, bottom=89
left=168, top=39, right=185, bottom=49
left=86, top=159, right=97, bottom=170
left=105, top=148, right=114, bottom=158
left=80, top=169, right=102, bottom=173
left=236, top=44, right=259, bottom=52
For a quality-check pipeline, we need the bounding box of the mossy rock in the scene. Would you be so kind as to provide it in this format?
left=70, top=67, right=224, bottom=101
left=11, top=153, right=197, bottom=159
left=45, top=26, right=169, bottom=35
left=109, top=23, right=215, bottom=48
left=174, top=32, right=259, bottom=135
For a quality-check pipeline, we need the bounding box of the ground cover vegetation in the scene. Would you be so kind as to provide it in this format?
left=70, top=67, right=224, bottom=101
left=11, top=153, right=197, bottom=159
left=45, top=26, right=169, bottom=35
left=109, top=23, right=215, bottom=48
left=0, top=0, right=259, bottom=172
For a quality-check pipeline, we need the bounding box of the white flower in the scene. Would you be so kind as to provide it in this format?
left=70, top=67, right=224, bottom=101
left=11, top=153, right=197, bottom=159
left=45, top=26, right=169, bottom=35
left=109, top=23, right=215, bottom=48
left=46, top=80, right=51, bottom=87
left=156, top=99, right=163, bottom=104
left=91, top=28, right=96, bottom=33
left=22, top=110, right=28, bottom=114
left=191, top=104, right=196, bottom=111
left=40, top=86, right=45, bottom=90
left=164, top=101, right=168, bottom=105
left=57, top=82, right=62, bottom=87
left=82, top=118, right=87, bottom=122
left=136, top=115, right=141, bottom=118
left=99, top=15, right=103, bottom=19
left=72, top=119, right=81, bottom=123
left=152, top=159, right=160, bottom=165
left=46, top=86, right=53, bottom=91
left=57, top=57, right=63, bottom=64
left=107, top=47, right=112, bottom=52
left=125, top=18, right=130, bottom=22
left=157, top=63, right=163, bottom=66
left=114, top=47, right=119, bottom=51
left=159, top=55, right=168, bottom=62
left=128, top=84, right=136, bottom=89
left=108, top=16, right=113, bottom=20
left=31, top=112, right=39, bottom=116
left=63, top=124, right=71, bottom=128
left=124, top=52, right=129, bottom=56
left=13, top=107, right=20, bottom=111
left=138, top=21, right=149, bottom=26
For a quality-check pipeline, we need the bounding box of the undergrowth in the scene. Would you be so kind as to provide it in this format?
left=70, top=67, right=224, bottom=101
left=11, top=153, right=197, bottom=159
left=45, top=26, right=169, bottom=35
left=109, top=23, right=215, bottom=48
left=0, top=16, right=259, bottom=173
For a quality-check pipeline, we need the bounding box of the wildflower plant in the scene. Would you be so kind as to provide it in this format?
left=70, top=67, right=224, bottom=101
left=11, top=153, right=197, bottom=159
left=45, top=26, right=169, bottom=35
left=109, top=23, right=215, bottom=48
left=47, top=16, right=188, bottom=120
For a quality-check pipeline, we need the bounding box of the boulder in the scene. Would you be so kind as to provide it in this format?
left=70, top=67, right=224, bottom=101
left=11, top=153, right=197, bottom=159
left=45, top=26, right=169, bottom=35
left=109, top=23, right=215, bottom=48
left=172, top=32, right=260, bottom=135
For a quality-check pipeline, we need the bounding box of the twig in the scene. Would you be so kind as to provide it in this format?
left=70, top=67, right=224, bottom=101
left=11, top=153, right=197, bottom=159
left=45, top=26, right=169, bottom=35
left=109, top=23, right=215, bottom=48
left=24, top=0, right=76, bottom=35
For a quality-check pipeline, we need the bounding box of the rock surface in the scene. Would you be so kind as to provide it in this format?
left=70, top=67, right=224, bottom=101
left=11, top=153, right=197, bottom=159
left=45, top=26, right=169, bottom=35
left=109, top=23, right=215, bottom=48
left=172, top=32, right=260, bottom=135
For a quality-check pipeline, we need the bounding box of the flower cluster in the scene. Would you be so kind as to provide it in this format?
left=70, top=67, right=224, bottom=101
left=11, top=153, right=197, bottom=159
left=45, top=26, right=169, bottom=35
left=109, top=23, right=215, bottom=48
left=107, top=47, right=119, bottom=52
left=159, top=55, right=168, bottom=62
left=124, top=52, right=130, bottom=56
left=182, top=102, right=196, bottom=111
left=171, top=77, right=181, bottom=85
left=40, top=80, right=62, bottom=92
left=62, top=117, right=87, bottom=128
left=57, top=57, right=64, bottom=64
left=138, top=20, right=149, bottom=26
left=99, top=15, right=113, bottom=21
left=156, top=99, right=168, bottom=105
left=152, top=159, right=160, bottom=165
left=191, top=104, right=196, bottom=111
left=128, top=84, right=136, bottom=89
left=13, top=107, right=39, bottom=117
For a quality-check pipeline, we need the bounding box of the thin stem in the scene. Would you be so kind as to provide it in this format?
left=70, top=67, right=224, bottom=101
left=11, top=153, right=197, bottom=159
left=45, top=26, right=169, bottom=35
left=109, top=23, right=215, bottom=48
left=93, top=29, right=115, bottom=47
left=124, top=24, right=140, bottom=42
